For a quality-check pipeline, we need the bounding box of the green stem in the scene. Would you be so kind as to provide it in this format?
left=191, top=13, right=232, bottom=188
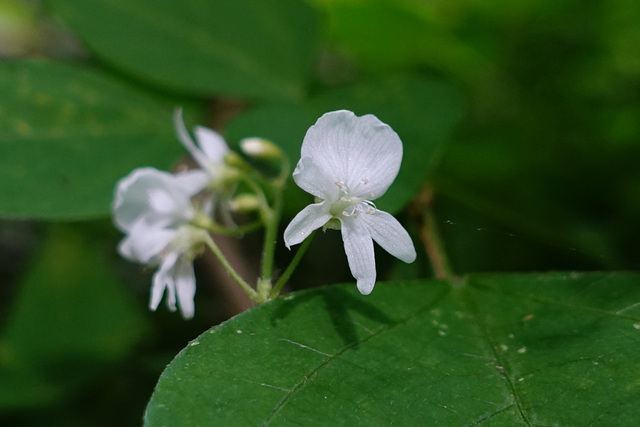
left=259, top=157, right=289, bottom=282
left=192, top=210, right=261, bottom=236
left=203, top=233, right=258, bottom=301
left=259, top=188, right=282, bottom=282
left=270, top=232, right=313, bottom=299
left=206, top=220, right=262, bottom=236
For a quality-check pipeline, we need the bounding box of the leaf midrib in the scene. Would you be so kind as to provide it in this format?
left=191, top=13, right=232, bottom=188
left=261, top=283, right=455, bottom=425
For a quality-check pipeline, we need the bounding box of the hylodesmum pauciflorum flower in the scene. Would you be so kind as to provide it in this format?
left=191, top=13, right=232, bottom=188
left=173, top=108, right=238, bottom=224
left=283, top=110, right=417, bottom=295
left=113, top=167, right=210, bottom=319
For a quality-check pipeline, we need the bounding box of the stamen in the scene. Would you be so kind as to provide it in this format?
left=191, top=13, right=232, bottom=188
left=330, top=181, right=376, bottom=218
left=335, top=181, right=348, bottom=193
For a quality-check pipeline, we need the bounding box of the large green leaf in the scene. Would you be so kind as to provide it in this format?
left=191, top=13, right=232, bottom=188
left=0, top=60, right=183, bottom=219
left=227, top=75, right=464, bottom=215
left=47, top=0, right=318, bottom=100
left=0, top=224, right=147, bottom=409
left=145, top=271, right=640, bottom=425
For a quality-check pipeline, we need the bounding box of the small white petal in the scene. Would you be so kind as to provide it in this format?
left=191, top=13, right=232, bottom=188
left=174, top=257, right=197, bottom=319
left=292, top=157, right=340, bottom=201
left=194, top=126, right=229, bottom=165
left=283, top=202, right=332, bottom=248
left=364, top=210, right=416, bottom=263
left=150, top=251, right=180, bottom=312
left=173, top=108, right=208, bottom=168
left=341, top=217, right=377, bottom=295
left=174, top=169, right=210, bottom=197
left=118, top=221, right=176, bottom=264
left=300, top=110, right=403, bottom=199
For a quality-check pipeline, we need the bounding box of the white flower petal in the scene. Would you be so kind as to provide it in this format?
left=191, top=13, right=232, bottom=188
left=174, top=257, right=197, bottom=319
left=150, top=251, right=180, bottom=312
left=364, top=210, right=416, bottom=263
left=301, top=110, right=403, bottom=199
left=173, top=108, right=208, bottom=168
left=283, top=202, right=332, bottom=248
left=118, top=221, right=176, bottom=264
left=341, top=217, right=377, bottom=295
left=174, top=169, right=210, bottom=197
left=113, top=167, right=171, bottom=232
left=113, top=167, right=197, bottom=232
left=194, top=126, right=229, bottom=165
left=292, top=157, right=340, bottom=201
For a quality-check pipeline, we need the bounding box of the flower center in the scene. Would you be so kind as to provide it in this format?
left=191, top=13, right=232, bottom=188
left=168, top=225, right=208, bottom=259
left=328, top=181, right=376, bottom=218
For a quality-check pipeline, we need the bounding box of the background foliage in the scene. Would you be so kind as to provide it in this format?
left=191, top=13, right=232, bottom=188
left=0, top=0, right=638, bottom=425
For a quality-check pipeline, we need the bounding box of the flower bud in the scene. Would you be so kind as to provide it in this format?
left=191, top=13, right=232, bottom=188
left=240, top=137, right=284, bottom=160
left=224, top=151, right=248, bottom=169
left=229, top=194, right=261, bottom=213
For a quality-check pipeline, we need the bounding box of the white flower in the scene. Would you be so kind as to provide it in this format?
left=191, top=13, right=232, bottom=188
left=173, top=108, right=235, bottom=224
left=173, top=108, right=230, bottom=179
left=283, top=110, right=416, bottom=295
left=113, top=167, right=210, bottom=319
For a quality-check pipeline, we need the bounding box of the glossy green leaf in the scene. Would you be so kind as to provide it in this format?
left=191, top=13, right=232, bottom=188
left=227, top=75, right=464, bottom=215
left=145, top=271, right=640, bottom=425
left=48, top=0, right=318, bottom=100
left=0, top=224, right=147, bottom=409
left=0, top=60, right=183, bottom=219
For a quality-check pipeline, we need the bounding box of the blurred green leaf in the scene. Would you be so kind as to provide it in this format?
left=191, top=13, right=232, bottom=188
left=0, top=224, right=147, bottom=409
left=47, top=0, right=318, bottom=100
left=0, top=60, right=183, bottom=219
left=315, top=0, right=502, bottom=91
left=145, top=271, right=640, bottom=425
left=227, top=75, right=464, bottom=215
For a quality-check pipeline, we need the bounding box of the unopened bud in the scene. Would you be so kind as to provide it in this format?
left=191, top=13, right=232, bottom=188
left=224, top=151, right=248, bottom=169
left=229, top=194, right=261, bottom=213
left=240, top=137, right=283, bottom=160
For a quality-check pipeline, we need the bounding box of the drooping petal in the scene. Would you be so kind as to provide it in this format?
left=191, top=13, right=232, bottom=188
left=150, top=251, right=180, bottom=312
left=173, top=108, right=208, bottom=169
left=292, top=157, right=340, bottom=202
left=363, top=210, right=416, bottom=263
left=300, top=110, right=403, bottom=200
left=118, top=221, right=176, bottom=264
left=283, top=202, right=332, bottom=248
left=174, top=257, right=197, bottom=319
left=194, top=126, right=229, bottom=165
left=340, top=216, right=377, bottom=295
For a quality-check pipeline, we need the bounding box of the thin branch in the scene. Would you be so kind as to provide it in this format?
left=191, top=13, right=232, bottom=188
left=411, top=185, right=454, bottom=280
